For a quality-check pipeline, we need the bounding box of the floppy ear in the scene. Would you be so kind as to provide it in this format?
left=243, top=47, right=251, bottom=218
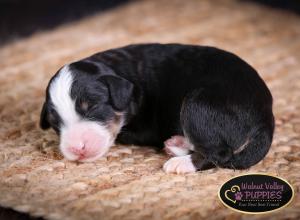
left=101, top=75, right=134, bottom=111
left=40, top=102, right=50, bottom=129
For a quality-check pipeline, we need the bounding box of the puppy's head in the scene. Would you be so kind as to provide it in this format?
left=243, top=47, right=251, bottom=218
left=40, top=61, right=133, bottom=162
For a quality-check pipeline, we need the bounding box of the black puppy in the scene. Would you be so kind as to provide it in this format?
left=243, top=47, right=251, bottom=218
left=40, top=43, right=274, bottom=173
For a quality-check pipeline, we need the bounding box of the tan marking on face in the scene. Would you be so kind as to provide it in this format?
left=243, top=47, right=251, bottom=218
left=107, top=113, right=124, bottom=138
left=80, top=101, right=89, bottom=111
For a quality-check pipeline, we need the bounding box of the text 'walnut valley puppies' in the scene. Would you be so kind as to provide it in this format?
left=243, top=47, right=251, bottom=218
left=40, top=43, right=274, bottom=174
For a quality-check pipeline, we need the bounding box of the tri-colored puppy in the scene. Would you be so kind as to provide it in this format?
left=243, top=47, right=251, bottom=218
left=40, top=43, right=275, bottom=174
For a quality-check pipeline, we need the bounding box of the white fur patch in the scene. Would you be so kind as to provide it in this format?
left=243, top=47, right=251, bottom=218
left=165, top=146, right=189, bottom=156
left=49, top=65, right=79, bottom=126
left=163, top=155, right=196, bottom=174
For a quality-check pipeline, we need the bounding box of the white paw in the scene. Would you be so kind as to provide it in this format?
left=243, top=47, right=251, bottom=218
left=163, top=155, right=196, bottom=174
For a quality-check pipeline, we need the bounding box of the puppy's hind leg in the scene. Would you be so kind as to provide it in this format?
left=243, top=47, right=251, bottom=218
left=163, top=89, right=231, bottom=174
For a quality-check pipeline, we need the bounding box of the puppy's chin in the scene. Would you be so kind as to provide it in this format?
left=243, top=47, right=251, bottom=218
left=59, top=121, right=114, bottom=162
left=77, top=151, right=108, bottom=162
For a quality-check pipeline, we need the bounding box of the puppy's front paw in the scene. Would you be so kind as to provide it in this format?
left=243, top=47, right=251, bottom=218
left=163, top=155, right=196, bottom=174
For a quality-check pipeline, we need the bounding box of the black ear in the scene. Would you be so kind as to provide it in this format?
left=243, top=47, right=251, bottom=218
left=40, top=102, right=50, bottom=129
left=101, top=75, right=134, bottom=111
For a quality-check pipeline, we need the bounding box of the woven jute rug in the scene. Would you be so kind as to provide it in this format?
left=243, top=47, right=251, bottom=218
left=0, top=0, right=299, bottom=219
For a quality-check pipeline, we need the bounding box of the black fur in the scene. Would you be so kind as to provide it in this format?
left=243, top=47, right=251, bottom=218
left=40, top=43, right=275, bottom=170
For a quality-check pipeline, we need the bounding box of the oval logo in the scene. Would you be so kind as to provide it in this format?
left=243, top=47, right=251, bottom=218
left=218, top=174, right=294, bottom=214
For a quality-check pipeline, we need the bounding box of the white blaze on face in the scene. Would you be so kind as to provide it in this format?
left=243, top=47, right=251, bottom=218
left=49, top=66, right=79, bottom=125
left=49, top=65, right=114, bottom=162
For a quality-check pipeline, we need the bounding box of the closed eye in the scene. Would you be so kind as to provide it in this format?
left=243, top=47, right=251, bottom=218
left=77, top=100, right=98, bottom=115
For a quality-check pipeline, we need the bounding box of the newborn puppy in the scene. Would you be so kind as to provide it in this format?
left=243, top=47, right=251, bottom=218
left=40, top=43, right=274, bottom=173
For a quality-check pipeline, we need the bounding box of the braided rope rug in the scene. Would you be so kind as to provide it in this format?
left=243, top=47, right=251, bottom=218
left=0, top=0, right=299, bottom=219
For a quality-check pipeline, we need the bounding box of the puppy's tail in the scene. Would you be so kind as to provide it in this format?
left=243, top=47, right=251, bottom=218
left=223, top=125, right=274, bottom=169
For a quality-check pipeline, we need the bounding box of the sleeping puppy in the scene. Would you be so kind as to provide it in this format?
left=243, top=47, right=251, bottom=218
left=40, top=43, right=275, bottom=173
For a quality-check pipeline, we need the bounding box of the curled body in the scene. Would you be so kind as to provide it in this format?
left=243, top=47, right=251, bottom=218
left=40, top=43, right=275, bottom=173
